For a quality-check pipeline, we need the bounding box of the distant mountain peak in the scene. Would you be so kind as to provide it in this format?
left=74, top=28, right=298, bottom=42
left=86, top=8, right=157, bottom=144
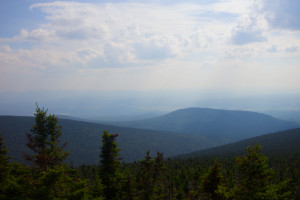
left=109, top=107, right=298, bottom=141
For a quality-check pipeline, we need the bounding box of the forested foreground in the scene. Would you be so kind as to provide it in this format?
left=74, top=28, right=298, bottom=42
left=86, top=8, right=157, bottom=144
left=1, top=106, right=300, bottom=200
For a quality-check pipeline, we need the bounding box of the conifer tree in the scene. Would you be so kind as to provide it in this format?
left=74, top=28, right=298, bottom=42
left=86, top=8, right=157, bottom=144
left=99, top=130, right=122, bottom=200
left=0, top=132, right=10, bottom=199
left=201, top=158, right=223, bottom=200
left=90, top=174, right=105, bottom=200
left=122, top=171, right=137, bottom=200
left=233, top=143, right=274, bottom=200
left=137, top=151, right=155, bottom=200
left=0, top=132, right=33, bottom=200
left=137, top=151, right=166, bottom=200
left=217, top=143, right=292, bottom=200
left=153, top=152, right=167, bottom=199
left=25, top=104, right=68, bottom=170
left=24, top=105, right=88, bottom=199
left=0, top=132, right=9, bottom=184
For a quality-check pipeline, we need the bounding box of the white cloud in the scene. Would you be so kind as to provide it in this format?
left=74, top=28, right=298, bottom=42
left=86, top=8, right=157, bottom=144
left=285, top=45, right=298, bottom=53
left=228, top=1, right=269, bottom=45
left=231, top=30, right=266, bottom=45
left=23, top=1, right=250, bottom=65
left=1, top=0, right=300, bottom=94
left=266, top=45, right=277, bottom=53
left=261, top=0, right=300, bottom=30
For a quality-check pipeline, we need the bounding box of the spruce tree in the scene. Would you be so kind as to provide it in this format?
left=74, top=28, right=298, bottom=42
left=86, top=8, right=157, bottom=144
left=233, top=143, right=274, bottom=200
left=0, top=133, right=33, bottom=200
left=0, top=132, right=9, bottom=184
left=137, top=151, right=166, bottom=200
left=24, top=105, right=88, bottom=199
left=0, top=132, right=10, bottom=199
left=25, top=104, right=68, bottom=170
left=153, top=152, right=166, bottom=199
left=138, top=151, right=154, bottom=200
left=217, top=143, right=292, bottom=200
left=99, top=130, right=122, bottom=200
left=201, top=158, right=223, bottom=200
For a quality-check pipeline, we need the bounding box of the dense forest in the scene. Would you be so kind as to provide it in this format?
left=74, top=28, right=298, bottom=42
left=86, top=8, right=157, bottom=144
left=1, top=107, right=298, bottom=165
left=0, top=115, right=214, bottom=165
left=108, top=107, right=298, bottom=140
left=1, top=106, right=300, bottom=199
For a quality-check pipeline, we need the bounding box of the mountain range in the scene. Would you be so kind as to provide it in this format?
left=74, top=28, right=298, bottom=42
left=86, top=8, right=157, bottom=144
left=107, top=107, right=298, bottom=142
left=175, top=127, right=300, bottom=160
left=0, top=107, right=298, bottom=166
left=0, top=116, right=213, bottom=165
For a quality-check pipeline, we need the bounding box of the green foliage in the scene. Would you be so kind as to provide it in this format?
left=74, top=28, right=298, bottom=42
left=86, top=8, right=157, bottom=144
left=2, top=105, right=89, bottom=200
left=136, top=151, right=167, bottom=200
left=25, top=105, right=69, bottom=170
left=121, top=171, right=137, bottom=200
left=0, top=132, right=10, bottom=189
left=2, top=163, right=33, bottom=200
left=0, top=115, right=213, bottom=165
left=0, top=133, right=33, bottom=200
left=235, top=143, right=273, bottom=199
left=217, top=143, right=293, bottom=200
left=200, top=158, right=223, bottom=200
left=137, top=151, right=155, bottom=200
left=99, top=130, right=122, bottom=200
left=1, top=105, right=300, bottom=199
left=89, top=174, right=105, bottom=200
left=30, top=166, right=88, bottom=200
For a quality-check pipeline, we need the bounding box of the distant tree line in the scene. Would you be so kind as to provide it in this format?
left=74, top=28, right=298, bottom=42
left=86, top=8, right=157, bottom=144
left=0, top=105, right=299, bottom=199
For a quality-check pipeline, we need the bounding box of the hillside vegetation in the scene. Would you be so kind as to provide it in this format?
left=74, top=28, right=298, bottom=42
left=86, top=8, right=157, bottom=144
left=1, top=106, right=300, bottom=199
left=0, top=116, right=213, bottom=165
left=175, top=127, right=300, bottom=161
left=109, top=107, right=298, bottom=141
left=1, top=107, right=298, bottom=166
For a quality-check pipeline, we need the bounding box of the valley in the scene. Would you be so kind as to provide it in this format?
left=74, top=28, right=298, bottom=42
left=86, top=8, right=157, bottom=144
left=1, top=107, right=298, bottom=165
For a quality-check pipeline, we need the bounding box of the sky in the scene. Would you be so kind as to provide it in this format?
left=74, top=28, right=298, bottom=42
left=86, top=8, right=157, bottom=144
left=1, top=0, right=300, bottom=117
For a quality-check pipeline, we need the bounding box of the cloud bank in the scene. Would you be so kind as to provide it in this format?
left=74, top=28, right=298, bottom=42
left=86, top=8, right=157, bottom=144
left=0, top=0, right=300, bottom=94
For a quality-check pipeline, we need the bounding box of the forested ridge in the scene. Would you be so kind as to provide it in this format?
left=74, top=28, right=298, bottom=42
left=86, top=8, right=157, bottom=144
left=1, top=107, right=298, bottom=165
left=109, top=107, right=298, bottom=140
left=176, top=127, right=300, bottom=159
left=1, top=106, right=300, bottom=199
left=0, top=115, right=214, bottom=165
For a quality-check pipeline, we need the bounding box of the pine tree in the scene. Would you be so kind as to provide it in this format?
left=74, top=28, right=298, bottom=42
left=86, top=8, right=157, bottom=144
left=0, top=132, right=10, bottom=199
left=24, top=105, right=88, bottom=200
left=90, top=172, right=105, bottom=199
left=137, top=151, right=154, bottom=200
left=122, top=171, right=137, bottom=200
left=99, top=130, right=122, bottom=200
left=153, top=152, right=167, bottom=199
left=0, top=132, right=34, bottom=200
left=201, top=158, right=223, bottom=200
left=217, top=143, right=293, bottom=200
left=4, top=162, right=33, bottom=200
left=25, top=104, right=68, bottom=170
left=0, top=132, right=9, bottom=185
left=136, top=151, right=167, bottom=200
left=234, top=143, right=274, bottom=200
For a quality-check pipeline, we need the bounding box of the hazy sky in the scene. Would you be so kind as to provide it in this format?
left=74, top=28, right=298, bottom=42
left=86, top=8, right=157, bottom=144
left=1, top=0, right=300, bottom=116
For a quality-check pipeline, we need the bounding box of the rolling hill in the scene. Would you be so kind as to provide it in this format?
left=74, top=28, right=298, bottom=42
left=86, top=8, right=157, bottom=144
left=175, top=127, right=300, bottom=160
left=109, top=107, right=298, bottom=142
left=1, top=108, right=298, bottom=166
left=0, top=116, right=214, bottom=166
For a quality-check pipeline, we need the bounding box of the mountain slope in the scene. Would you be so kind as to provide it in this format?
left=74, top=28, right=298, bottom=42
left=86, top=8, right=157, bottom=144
left=175, top=127, right=300, bottom=160
left=110, top=107, right=298, bottom=142
left=0, top=116, right=213, bottom=166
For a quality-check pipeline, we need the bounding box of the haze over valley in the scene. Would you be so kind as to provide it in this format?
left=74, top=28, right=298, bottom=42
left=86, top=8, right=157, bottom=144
left=1, top=0, right=300, bottom=169
left=1, top=107, right=299, bottom=165
left=1, top=1, right=300, bottom=198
